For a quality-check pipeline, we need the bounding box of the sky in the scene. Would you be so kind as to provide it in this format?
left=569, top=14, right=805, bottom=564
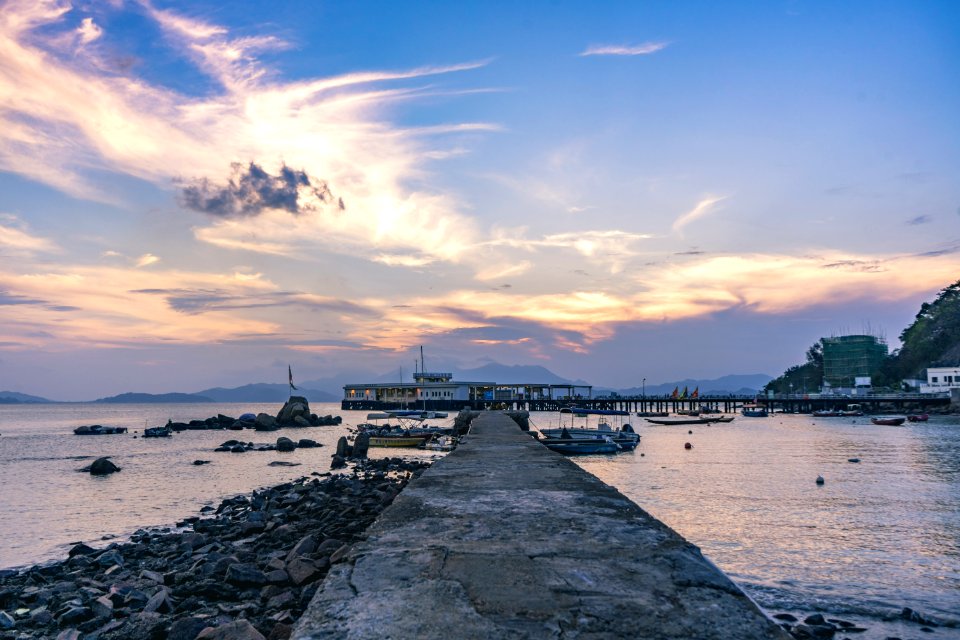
left=1, top=0, right=958, bottom=400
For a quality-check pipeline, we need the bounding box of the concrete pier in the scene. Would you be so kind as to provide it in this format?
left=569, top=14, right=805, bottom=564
left=293, top=413, right=789, bottom=639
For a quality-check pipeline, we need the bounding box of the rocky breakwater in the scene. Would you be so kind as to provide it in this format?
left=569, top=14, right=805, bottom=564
left=163, top=398, right=342, bottom=434
left=0, top=457, right=430, bottom=640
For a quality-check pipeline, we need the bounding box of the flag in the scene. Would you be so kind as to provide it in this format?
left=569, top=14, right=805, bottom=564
left=288, top=365, right=297, bottom=391
left=671, top=386, right=679, bottom=399
left=691, top=387, right=699, bottom=399
left=679, top=386, right=688, bottom=399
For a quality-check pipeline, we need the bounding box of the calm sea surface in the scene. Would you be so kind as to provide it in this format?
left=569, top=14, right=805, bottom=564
left=2, top=403, right=958, bottom=637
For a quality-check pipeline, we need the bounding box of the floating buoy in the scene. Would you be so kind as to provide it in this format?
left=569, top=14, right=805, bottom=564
left=684, top=442, right=692, bottom=450
left=816, top=475, right=824, bottom=485
left=848, top=458, right=860, bottom=463
left=640, top=453, right=645, bottom=457
left=688, top=430, right=693, bottom=434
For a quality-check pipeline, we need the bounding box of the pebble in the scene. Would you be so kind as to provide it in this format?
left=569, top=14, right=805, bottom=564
left=0, top=457, right=430, bottom=640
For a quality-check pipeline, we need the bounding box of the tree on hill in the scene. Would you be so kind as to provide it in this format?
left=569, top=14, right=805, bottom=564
left=876, top=279, right=960, bottom=385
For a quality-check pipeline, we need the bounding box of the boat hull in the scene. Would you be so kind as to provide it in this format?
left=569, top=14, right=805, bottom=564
left=871, top=417, right=906, bottom=426
left=540, top=439, right=620, bottom=455
left=368, top=436, right=428, bottom=448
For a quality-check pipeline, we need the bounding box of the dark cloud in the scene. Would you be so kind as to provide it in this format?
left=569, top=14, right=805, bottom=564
left=913, top=242, right=960, bottom=258
left=674, top=250, right=706, bottom=256
left=905, top=215, right=931, bottom=226
left=820, top=260, right=885, bottom=273
left=46, top=305, right=79, bottom=312
left=0, top=292, right=46, bottom=306
left=178, top=162, right=342, bottom=217
left=131, top=288, right=372, bottom=316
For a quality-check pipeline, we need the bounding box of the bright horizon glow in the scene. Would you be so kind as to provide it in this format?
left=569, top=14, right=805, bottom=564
left=1, top=0, right=958, bottom=398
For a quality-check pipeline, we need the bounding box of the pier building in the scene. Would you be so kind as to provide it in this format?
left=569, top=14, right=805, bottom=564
left=342, top=370, right=592, bottom=410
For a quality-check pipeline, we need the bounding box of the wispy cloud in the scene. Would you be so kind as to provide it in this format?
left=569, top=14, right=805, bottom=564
left=0, top=1, right=490, bottom=263
left=135, top=253, right=160, bottom=267
left=672, top=195, right=728, bottom=234
left=580, top=42, right=669, bottom=57
left=905, top=215, right=931, bottom=226
left=0, top=215, right=57, bottom=255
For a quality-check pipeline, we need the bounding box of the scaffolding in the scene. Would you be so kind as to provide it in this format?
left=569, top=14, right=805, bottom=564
left=822, top=334, right=888, bottom=388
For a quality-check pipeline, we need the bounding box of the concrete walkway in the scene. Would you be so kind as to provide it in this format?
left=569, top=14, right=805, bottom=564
left=293, top=413, right=789, bottom=639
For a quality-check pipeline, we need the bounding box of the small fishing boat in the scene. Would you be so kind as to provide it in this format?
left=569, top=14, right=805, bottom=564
left=143, top=426, right=172, bottom=437
left=907, top=414, right=929, bottom=422
left=368, top=434, right=429, bottom=447
left=540, top=408, right=640, bottom=450
left=645, top=416, right=722, bottom=426
left=637, top=411, right=669, bottom=417
left=421, top=435, right=457, bottom=451
left=714, top=416, right=735, bottom=423
left=870, top=416, right=906, bottom=426
left=741, top=404, right=768, bottom=417
left=812, top=409, right=842, bottom=417
left=539, top=432, right=620, bottom=455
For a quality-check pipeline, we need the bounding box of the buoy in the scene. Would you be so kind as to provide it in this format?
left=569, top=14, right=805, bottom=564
left=640, top=453, right=645, bottom=457
left=684, top=442, right=692, bottom=450
left=816, top=475, right=824, bottom=485
left=848, top=458, right=860, bottom=463
left=688, top=430, right=693, bottom=434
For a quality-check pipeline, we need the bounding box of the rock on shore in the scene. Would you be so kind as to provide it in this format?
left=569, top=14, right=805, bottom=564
left=0, top=457, right=430, bottom=640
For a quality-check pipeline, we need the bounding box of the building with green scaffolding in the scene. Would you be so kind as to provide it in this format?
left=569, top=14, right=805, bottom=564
left=822, top=335, right=888, bottom=389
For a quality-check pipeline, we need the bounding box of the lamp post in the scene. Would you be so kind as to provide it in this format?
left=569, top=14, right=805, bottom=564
left=642, top=378, right=646, bottom=406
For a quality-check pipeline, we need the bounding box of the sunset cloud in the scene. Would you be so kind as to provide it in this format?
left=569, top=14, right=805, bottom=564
left=0, top=215, right=57, bottom=255
left=0, top=1, right=489, bottom=262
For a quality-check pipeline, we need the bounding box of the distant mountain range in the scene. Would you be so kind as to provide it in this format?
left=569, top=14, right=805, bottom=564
left=0, top=390, right=53, bottom=404
left=4, top=364, right=771, bottom=403
left=598, top=374, right=773, bottom=397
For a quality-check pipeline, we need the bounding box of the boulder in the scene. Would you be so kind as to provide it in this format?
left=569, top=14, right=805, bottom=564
left=89, top=457, right=121, bottom=475
left=285, top=558, right=319, bottom=586
left=276, top=437, right=297, bottom=452
left=297, top=438, right=320, bottom=448
left=254, top=413, right=278, bottom=431
left=197, top=620, right=266, bottom=640
left=225, top=563, right=268, bottom=587
left=335, top=436, right=349, bottom=457
left=0, top=611, right=15, bottom=630
left=276, top=396, right=310, bottom=425
left=353, top=432, right=370, bottom=459
left=167, top=617, right=208, bottom=640
left=285, top=534, right=317, bottom=562
left=293, top=415, right=310, bottom=427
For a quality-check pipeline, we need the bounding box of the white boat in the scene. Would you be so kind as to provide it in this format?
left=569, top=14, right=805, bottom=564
left=539, top=408, right=639, bottom=451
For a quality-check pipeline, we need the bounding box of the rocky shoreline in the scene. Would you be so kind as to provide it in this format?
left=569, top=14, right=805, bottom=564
left=0, top=457, right=430, bottom=640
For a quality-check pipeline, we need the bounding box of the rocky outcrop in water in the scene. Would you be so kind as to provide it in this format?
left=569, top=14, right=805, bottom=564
left=83, top=458, right=121, bottom=475
left=0, top=457, right=430, bottom=640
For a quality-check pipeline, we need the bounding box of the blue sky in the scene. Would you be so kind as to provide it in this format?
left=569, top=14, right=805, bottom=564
left=1, top=0, right=958, bottom=399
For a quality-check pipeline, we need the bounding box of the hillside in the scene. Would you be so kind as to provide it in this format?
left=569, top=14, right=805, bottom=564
left=884, top=279, right=960, bottom=380
left=767, top=279, right=960, bottom=391
left=614, top=374, right=772, bottom=396
left=198, top=384, right=338, bottom=403
left=94, top=392, right=214, bottom=403
left=0, top=391, right=53, bottom=404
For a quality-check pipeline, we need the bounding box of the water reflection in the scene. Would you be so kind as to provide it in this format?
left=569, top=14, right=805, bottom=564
left=541, top=413, right=960, bottom=628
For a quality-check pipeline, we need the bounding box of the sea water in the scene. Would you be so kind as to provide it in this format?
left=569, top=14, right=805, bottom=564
left=1, top=404, right=958, bottom=637
left=545, top=411, right=960, bottom=638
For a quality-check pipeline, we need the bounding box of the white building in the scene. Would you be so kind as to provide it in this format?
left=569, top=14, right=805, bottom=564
left=919, top=367, right=960, bottom=394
